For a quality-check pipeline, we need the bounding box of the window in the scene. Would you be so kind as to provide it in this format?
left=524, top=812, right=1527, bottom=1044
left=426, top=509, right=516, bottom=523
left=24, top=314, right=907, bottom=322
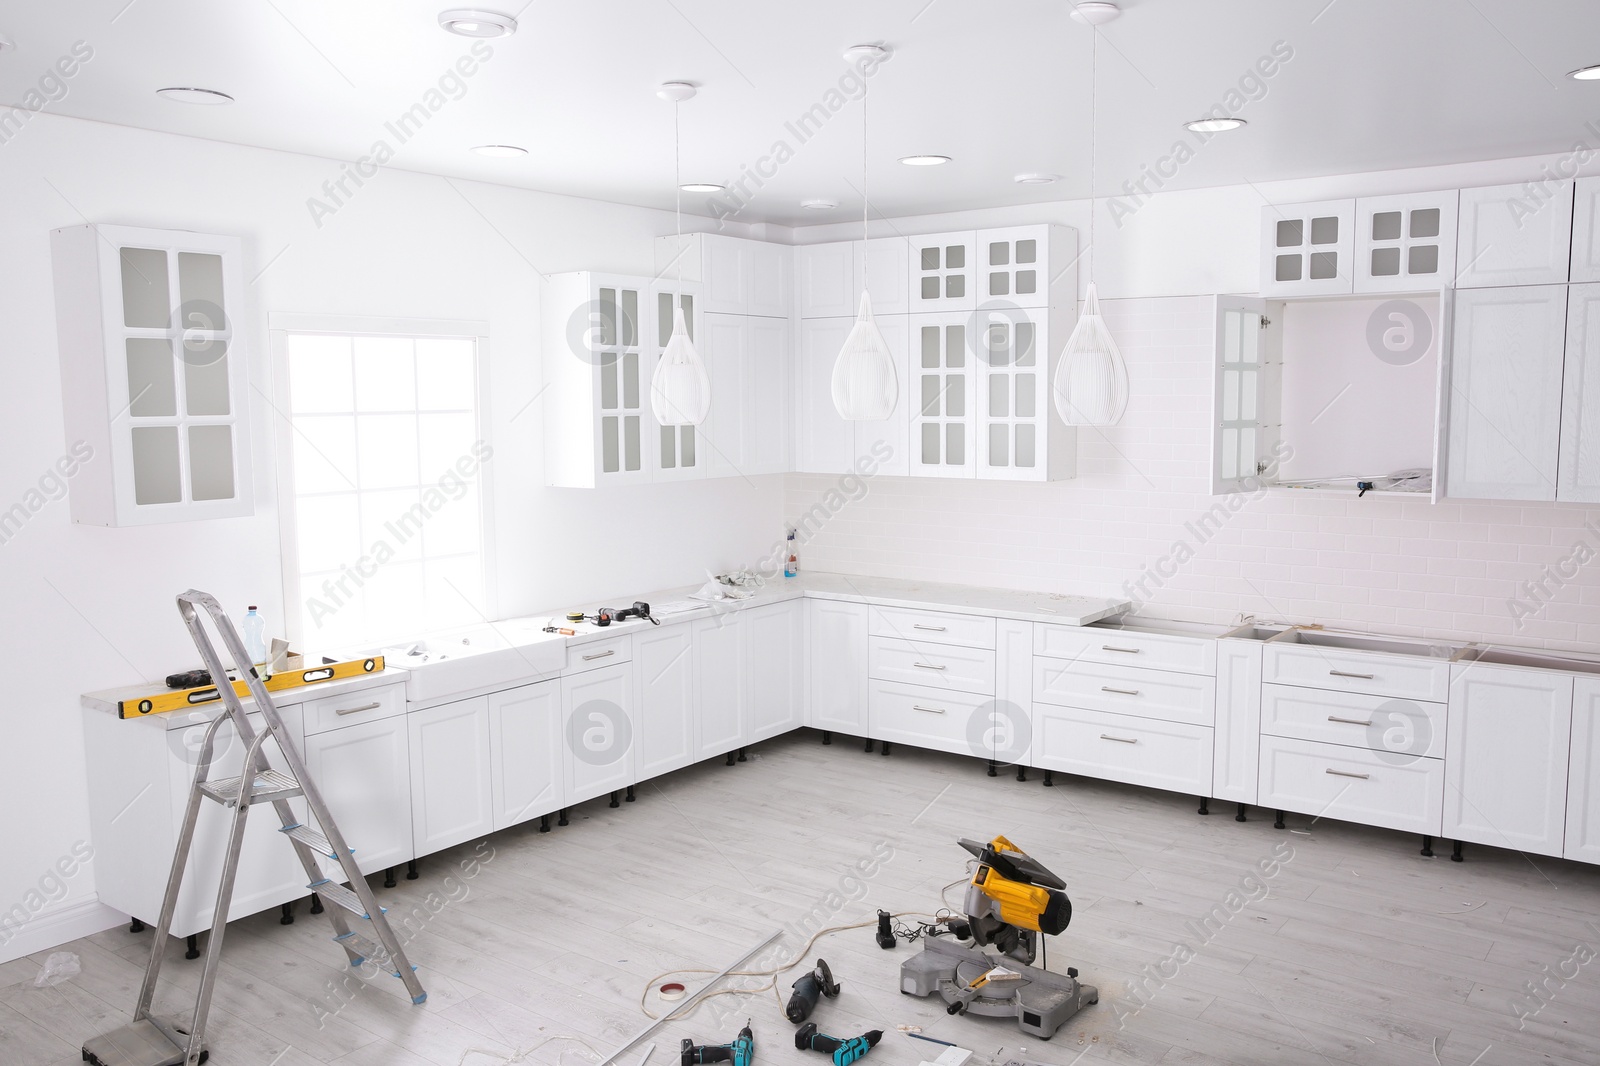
left=278, top=326, right=488, bottom=649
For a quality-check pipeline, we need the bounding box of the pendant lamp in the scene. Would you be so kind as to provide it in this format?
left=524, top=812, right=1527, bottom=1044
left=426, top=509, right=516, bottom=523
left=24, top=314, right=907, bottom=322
left=651, top=82, right=711, bottom=427
left=831, top=48, right=897, bottom=421
left=1053, top=7, right=1130, bottom=427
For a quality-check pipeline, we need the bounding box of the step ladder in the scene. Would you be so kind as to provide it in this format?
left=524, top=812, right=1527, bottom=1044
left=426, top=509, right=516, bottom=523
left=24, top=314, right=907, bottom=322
left=84, top=590, right=426, bottom=1066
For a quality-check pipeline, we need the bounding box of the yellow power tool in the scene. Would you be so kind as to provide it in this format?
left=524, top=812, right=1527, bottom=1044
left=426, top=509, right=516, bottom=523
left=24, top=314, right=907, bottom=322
left=958, top=834, right=1072, bottom=964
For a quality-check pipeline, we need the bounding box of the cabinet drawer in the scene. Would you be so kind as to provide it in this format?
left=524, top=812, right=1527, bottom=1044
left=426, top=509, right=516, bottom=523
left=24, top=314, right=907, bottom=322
left=868, top=680, right=988, bottom=756
left=869, top=605, right=995, bottom=649
left=1034, top=658, right=1215, bottom=726
left=1035, top=625, right=1216, bottom=676
left=566, top=636, right=632, bottom=673
left=1263, top=644, right=1449, bottom=702
left=1258, top=735, right=1443, bottom=836
left=869, top=636, right=995, bottom=695
left=303, top=683, right=405, bottom=736
left=1261, top=684, right=1445, bottom=759
left=1032, top=705, right=1212, bottom=796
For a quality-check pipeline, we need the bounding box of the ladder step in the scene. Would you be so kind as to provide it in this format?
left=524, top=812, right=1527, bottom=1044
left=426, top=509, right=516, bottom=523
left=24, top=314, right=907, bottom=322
left=334, top=931, right=390, bottom=967
left=280, top=823, right=348, bottom=860
left=199, top=769, right=302, bottom=807
left=310, top=879, right=386, bottom=920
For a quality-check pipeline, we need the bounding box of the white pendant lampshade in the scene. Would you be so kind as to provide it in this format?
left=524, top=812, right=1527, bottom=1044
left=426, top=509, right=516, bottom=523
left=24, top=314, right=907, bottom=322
left=1052, top=282, right=1128, bottom=426
left=650, top=306, right=711, bottom=426
left=832, top=291, right=897, bottom=421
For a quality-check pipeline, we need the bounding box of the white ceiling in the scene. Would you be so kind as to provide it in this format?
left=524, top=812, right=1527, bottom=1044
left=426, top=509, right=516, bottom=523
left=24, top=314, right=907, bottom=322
left=5, top=0, right=1600, bottom=225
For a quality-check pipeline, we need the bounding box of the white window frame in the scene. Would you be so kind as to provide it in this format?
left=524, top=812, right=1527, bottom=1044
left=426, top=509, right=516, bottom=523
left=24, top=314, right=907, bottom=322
left=268, top=312, right=497, bottom=647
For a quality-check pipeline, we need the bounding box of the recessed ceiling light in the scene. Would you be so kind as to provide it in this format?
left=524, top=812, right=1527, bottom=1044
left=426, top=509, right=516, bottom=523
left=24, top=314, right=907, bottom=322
left=843, top=43, right=891, bottom=63
left=1014, top=173, right=1057, bottom=185
left=155, top=87, right=234, bottom=105
left=1569, top=64, right=1600, bottom=81
left=1069, top=2, right=1121, bottom=25
left=681, top=183, right=725, bottom=193
left=471, top=144, right=527, bottom=157
left=899, top=155, right=951, bottom=166
left=438, top=9, right=517, bottom=37
left=801, top=199, right=839, bottom=210
left=1186, top=116, right=1247, bottom=133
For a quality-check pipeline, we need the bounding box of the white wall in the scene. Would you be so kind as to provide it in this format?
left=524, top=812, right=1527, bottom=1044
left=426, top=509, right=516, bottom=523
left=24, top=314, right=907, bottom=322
left=0, top=114, right=784, bottom=959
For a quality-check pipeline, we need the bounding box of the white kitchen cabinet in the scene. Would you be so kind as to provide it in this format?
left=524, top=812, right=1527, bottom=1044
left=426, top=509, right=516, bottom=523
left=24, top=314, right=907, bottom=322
left=1559, top=283, right=1600, bottom=502
left=1210, top=296, right=1281, bottom=494
left=1258, top=734, right=1442, bottom=835
left=634, top=624, right=697, bottom=781
left=1213, top=637, right=1262, bottom=805
left=1446, top=285, right=1568, bottom=501
left=702, top=313, right=791, bottom=477
left=910, top=313, right=976, bottom=477
left=974, top=306, right=1073, bottom=480
left=795, top=317, right=856, bottom=474
left=978, top=225, right=1070, bottom=308
left=543, top=273, right=650, bottom=487
left=486, top=680, right=563, bottom=830
left=51, top=224, right=253, bottom=524
left=807, top=599, right=869, bottom=737
left=562, top=661, right=635, bottom=805
left=408, top=696, right=493, bottom=857
left=1445, top=663, right=1573, bottom=858
left=796, top=242, right=858, bottom=318
left=693, top=611, right=746, bottom=759
left=1033, top=704, right=1213, bottom=797
left=656, top=233, right=789, bottom=318
left=862, top=236, right=911, bottom=316
left=1260, top=200, right=1355, bottom=297
left=1355, top=191, right=1458, bottom=293
left=1564, top=677, right=1600, bottom=863
left=909, top=231, right=976, bottom=312
left=301, top=706, right=411, bottom=876
left=1571, top=177, right=1600, bottom=284
left=745, top=600, right=803, bottom=742
left=1456, top=181, right=1574, bottom=288
left=869, top=679, right=988, bottom=757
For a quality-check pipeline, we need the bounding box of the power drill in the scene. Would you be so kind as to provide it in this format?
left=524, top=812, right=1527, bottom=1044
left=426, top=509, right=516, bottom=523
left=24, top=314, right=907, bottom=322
left=794, top=1023, right=881, bottom=1066
left=681, top=1023, right=754, bottom=1066
left=785, top=958, right=840, bottom=1022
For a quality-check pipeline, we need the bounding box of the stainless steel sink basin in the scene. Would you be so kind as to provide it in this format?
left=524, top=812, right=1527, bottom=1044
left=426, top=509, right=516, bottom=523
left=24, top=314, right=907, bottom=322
left=1221, top=623, right=1293, bottom=641
left=1269, top=628, right=1464, bottom=659
left=1462, top=647, right=1600, bottom=676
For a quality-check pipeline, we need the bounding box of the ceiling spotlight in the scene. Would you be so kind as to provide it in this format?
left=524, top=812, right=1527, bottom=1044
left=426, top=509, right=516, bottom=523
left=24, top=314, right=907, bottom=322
left=1069, top=2, right=1121, bottom=25
left=681, top=182, right=725, bottom=193
left=471, top=144, right=527, bottom=157
left=155, top=87, right=234, bottom=105
left=1569, top=64, right=1600, bottom=81
left=1186, top=116, right=1247, bottom=133
left=899, top=154, right=951, bottom=166
left=657, top=82, right=697, bottom=103
left=802, top=199, right=839, bottom=210
left=843, top=43, right=891, bottom=63
left=1014, top=173, right=1057, bottom=185
left=438, top=9, right=518, bottom=37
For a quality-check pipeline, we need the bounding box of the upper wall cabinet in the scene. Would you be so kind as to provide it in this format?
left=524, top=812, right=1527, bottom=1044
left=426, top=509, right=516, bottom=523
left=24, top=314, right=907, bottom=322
left=910, top=231, right=977, bottom=312
left=1355, top=191, right=1458, bottom=293
left=795, top=242, right=858, bottom=319
left=1559, top=283, right=1600, bottom=503
left=1570, top=176, right=1600, bottom=284
left=51, top=224, right=253, bottom=525
left=655, top=233, right=790, bottom=319
left=701, top=313, right=792, bottom=477
left=1260, top=200, right=1355, bottom=297
left=1456, top=181, right=1574, bottom=288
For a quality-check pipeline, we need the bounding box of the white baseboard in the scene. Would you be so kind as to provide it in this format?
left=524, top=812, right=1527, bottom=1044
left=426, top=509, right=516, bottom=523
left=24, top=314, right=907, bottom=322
left=0, top=896, right=125, bottom=965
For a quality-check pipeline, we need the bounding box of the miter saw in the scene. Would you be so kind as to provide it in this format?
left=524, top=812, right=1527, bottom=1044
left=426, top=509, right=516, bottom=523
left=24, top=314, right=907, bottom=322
left=897, top=836, right=1097, bottom=1039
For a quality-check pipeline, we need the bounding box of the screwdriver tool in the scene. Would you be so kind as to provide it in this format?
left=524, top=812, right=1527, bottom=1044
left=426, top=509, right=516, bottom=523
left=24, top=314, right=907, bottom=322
left=795, top=1023, right=882, bottom=1066
left=681, top=1022, right=754, bottom=1066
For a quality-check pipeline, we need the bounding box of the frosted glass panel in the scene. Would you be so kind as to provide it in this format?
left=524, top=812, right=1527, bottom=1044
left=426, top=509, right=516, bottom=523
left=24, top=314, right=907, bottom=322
left=188, top=425, right=235, bottom=501
left=356, top=414, right=419, bottom=489
left=416, top=339, right=476, bottom=410
left=353, top=337, right=416, bottom=412
left=946, top=423, right=965, bottom=465
left=1223, top=370, right=1240, bottom=421
left=1409, top=245, right=1439, bottom=275
left=183, top=341, right=230, bottom=416
left=131, top=426, right=181, bottom=505
left=921, top=375, right=940, bottom=416
left=946, top=245, right=965, bottom=268
left=945, top=275, right=965, bottom=299
left=120, top=248, right=169, bottom=328
left=658, top=293, right=673, bottom=346
left=1221, top=428, right=1239, bottom=479
left=126, top=339, right=176, bottom=417
left=660, top=425, right=677, bottom=468
left=681, top=295, right=694, bottom=337
left=624, top=415, right=640, bottom=471
left=1240, top=315, right=1259, bottom=363
left=921, top=423, right=939, bottom=464
left=989, top=242, right=1009, bottom=266
left=989, top=375, right=1007, bottom=417
left=1016, top=375, right=1036, bottom=417
left=288, top=335, right=353, bottom=413
left=989, top=424, right=1008, bottom=467
left=1410, top=208, right=1441, bottom=238
left=600, top=353, right=618, bottom=410
left=922, top=327, right=940, bottom=368
left=947, top=376, right=965, bottom=417
left=921, top=277, right=939, bottom=300
left=599, top=289, right=617, bottom=347
left=987, top=324, right=1010, bottom=367
left=623, top=353, right=639, bottom=409
left=1016, top=322, right=1035, bottom=365
left=1016, top=239, right=1036, bottom=264
left=989, top=272, right=1009, bottom=297
left=1223, top=312, right=1242, bottom=363
left=1016, top=270, right=1036, bottom=295
left=602, top=416, right=619, bottom=472
left=946, top=326, right=965, bottom=367
left=1241, top=371, right=1258, bottom=419
left=621, top=291, right=638, bottom=346
left=177, top=252, right=225, bottom=326
left=681, top=426, right=696, bottom=467
left=921, top=247, right=939, bottom=270
left=1016, top=425, right=1036, bottom=467
left=291, top=415, right=357, bottom=494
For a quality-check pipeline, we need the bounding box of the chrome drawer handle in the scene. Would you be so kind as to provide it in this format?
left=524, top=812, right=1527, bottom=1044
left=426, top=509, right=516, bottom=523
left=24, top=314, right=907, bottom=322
left=335, top=702, right=381, bottom=716
left=1101, top=686, right=1140, bottom=696
left=913, top=705, right=946, bottom=714
left=913, top=624, right=947, bottom=632
left=1329, top=670, right=1374, bottom=680
left=1325, top=768, right=1371, bottom=780
left=1100, top=734, right=1138, bottom=744
left=1102, top=645, right=1141, bottom=654
left=913, top=662, right=948, bottom=671
left=582, top=649, right=615, bottom=661
left=1327, top=715, right=1373, bottom=726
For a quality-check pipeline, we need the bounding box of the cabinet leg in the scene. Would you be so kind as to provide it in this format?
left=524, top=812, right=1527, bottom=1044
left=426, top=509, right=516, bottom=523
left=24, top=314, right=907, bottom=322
left=540, top=814, right=551, bottom=833
left=1274, top=810, right=1286, bottom=830
left=558, top=808, right=569, bottom=827
left=185, top=934, right=201, bottom=961
left=407, top=859, right=419, bottom=880
left=626, top=785, right=636, bottom=803
left=1197, top=797, right=1210, bottom=816
left=1016, top=765, right=1027, bottom=782
left=383, top=867, right=397, bottom=888
left=609, top=791, right=620, bottom=809
left=987, top=760, right=998, bottom=778
left=881, top=741, right=891, bottom=756
left=309, top=894, right=323, bottom=915
left=1421, top=835, right=1435, bottom=858
left=725, top=751, right=736, bottom=767
left=279, top=902, right=294, bottom=926
left=1042, top=770, right=1054, bottom=787
left=1451, top=840, right=1464, bottom=863
left=822, top=730, right=832, bottom=745
left=129, top=918, right=145, bottom=934
left=737, top=747, right=747, bottom=762
left=1235, top=803, right=1248, bottom=823
left=864, top=738, right=874, bottom=753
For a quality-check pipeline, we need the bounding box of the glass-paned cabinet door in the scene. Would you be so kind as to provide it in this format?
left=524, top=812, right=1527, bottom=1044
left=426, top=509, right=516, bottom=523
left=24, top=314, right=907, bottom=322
left=593, top=281, right=645, bottom=480
left=910, top=313, right=976, bottom=477
left=651, top=286, right=702, bottom=478
left=976, top=308, right=1048, bottom=480
left=1211, top=295, right=1280, bottom=494
left=1259, top=200, right=1355, bottom=297
left=1355, top=191, right=1458, bottom=293
left=980, top=227, right=1048, bottom=308
left=909, top=231, right=976, bottom=313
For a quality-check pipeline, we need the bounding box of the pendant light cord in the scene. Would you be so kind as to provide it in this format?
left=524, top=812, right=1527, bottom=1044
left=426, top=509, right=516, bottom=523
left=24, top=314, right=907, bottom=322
left=675, top=100, right=683, bottom=291
left=1089, top=26, right=1097, bottom=288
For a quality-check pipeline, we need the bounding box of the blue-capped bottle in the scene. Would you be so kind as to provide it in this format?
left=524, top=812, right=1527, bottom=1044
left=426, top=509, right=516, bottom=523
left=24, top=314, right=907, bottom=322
left=784, top=530, right=799, bottom=578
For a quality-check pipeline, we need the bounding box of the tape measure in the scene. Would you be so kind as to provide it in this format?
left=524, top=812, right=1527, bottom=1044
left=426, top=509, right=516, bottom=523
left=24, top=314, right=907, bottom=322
left=117, top=656, right=384, bottom=718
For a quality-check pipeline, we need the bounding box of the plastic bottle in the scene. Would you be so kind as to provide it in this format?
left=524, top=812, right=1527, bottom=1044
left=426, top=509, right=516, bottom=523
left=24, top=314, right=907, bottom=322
left=784, top=530, right=799, bottom=579
left=241, top=605, right=268, bottom=669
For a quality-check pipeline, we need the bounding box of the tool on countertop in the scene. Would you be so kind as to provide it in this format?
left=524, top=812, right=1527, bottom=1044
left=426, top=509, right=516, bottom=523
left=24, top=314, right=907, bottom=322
left=569, top=601, right=660, bottom=627
left=785, top=958, right=840, bottom=1022
left=542, top=626, right=577, bottom=636
left=794, top=1023, right=880, bottom=1066
left=121, top=654, right=384, bottom=718
left=680, top=1022, right=753, bottom=1066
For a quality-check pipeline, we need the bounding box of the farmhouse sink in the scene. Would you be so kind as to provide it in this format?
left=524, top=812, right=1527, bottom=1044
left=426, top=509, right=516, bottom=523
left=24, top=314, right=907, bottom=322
left=375, top=620, right=566, bottom=703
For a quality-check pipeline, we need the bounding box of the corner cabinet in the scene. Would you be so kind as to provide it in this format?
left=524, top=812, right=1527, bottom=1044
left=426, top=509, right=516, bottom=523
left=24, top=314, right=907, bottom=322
left=51, top=224, right=253, bottom=524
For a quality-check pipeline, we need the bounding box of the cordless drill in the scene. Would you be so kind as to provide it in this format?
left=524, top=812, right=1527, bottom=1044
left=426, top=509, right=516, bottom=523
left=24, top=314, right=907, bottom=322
left=681, top=1023, right=754, bottom=1066
left=794, top=1023, right=881, bottom=1066
left=785, top=958, right=840, bottom=1022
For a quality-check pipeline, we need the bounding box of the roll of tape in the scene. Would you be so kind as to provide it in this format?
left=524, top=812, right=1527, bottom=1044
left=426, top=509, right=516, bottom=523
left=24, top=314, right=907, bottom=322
left=658, top=982, right=687, bottom=1002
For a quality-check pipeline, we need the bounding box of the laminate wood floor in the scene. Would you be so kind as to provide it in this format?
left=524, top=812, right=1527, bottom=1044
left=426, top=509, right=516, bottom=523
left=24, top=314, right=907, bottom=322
left=5, top=731, right=1600, bottom=1066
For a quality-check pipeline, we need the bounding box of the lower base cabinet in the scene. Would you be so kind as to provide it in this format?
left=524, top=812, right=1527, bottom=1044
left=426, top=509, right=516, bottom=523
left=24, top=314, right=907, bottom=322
left=1033, top=704, right=1213, bottom=796
left=408, top=696, right=494, bottom=858
left=563, top=662, right=636, bottom=805
left=1259, top=735, right=1442, bottom=835
left=488, top=680, right=564, bottom=830
left=807, top=599, right=869, bottom=736
left=1565, top=677, right=1600, bottom=862
left=746, top=601, right=803, bottom=742
left=694, top=612, right=745, bottom=759
left=869, top=679, right=988, bottom=756
left=635, top=625, right=697, bottom=782
left=302, top=711, right=412, bottom=876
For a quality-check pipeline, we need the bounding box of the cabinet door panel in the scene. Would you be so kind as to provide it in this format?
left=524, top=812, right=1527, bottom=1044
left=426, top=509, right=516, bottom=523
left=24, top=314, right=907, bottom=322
left=488, top=681, right=563, bottom=829
left=1258, top=735, right=1442, bottom=835
left=745, top=601, right=802, bottom=741
left=908, top=231, right=976, bottom=312
left=563, top=663, right=635, bottom=804
left=304, top=715, right=412, bottom=875
left=746, top=317, right=792, bottom=473
left=1355, top=191, right=1458, bottom=293
left=807, top=599, right=868, bottom=734
left=1559, top=283, right=1600, bottom=502
left=864, top=236, right=910, bottom=315
left=635, top=625, right=696, bottom=781
left=1456, top=182, right=1574, bottom=287
left=796, top=318, right=856, bottom=474
left=975, top=306, right=1050, bottom=480
left=1213, top=640, right=1262, bottom=804
left=700, top=314, right=746, bottom=480
left=1034, top=705, right=1212, bottom=796
left=909, top=312, right=976, bottom=477
left=850, top=315, right=910, bottom=476
left=1572, top=177, right=1600, bottom=284
left=694, top=613, right=745, bottom=758
left=748, top=240, right=791, bottom=318
left=1259, top=200, right=1355, bottom=297
left=1565, top=678, right=1600, bottom=863
left=1446, top=285, right=1567, bottom=500
left=796, top=243, right=856, bottom=318
left=408, top=697, right=493, bottom=857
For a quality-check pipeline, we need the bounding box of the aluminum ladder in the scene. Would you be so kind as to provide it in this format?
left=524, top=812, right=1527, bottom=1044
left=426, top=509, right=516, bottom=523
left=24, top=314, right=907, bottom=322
left=84, top=590, right=426, bottom=1066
